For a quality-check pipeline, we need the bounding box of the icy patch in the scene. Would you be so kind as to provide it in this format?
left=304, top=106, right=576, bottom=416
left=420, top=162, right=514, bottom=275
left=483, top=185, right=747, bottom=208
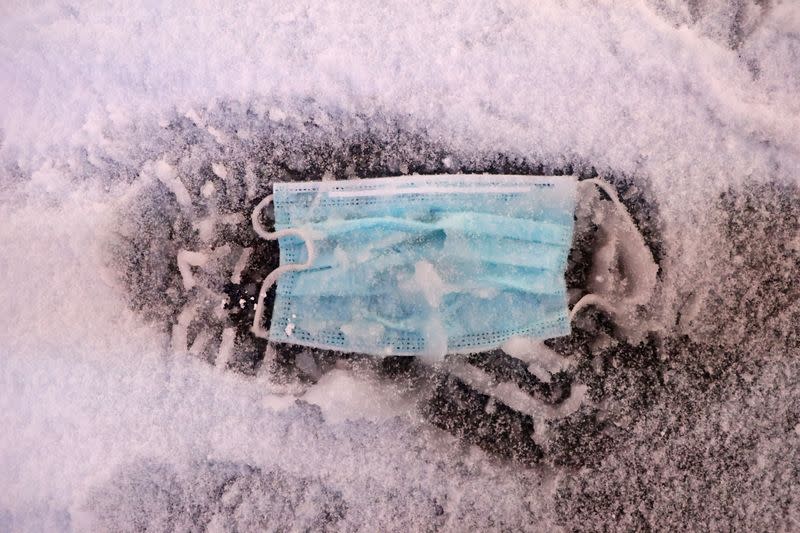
left=302, top=369, right=414, bottom=423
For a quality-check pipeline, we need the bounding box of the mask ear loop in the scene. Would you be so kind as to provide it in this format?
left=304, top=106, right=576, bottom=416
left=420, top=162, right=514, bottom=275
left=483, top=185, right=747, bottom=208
left=569, top=178, right=646, bottom=321
left=250, top=194, right=317, bottom=338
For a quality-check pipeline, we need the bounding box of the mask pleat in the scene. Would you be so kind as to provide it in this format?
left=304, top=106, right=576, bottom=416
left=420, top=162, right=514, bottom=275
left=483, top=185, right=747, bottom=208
left=265, top=175, right=577, bottom=357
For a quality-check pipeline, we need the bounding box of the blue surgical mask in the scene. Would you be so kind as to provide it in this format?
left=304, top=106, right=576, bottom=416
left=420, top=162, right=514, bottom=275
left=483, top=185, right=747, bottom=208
left=250, top=175, right=635, bottom=359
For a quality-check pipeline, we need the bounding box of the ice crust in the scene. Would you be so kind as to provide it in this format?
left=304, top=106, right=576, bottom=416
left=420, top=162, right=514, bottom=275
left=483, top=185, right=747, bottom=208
left=1, top=0, right=799, bottom=531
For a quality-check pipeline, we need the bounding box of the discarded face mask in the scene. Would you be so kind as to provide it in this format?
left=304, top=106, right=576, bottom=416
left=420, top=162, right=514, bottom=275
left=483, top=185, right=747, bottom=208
left=250, top=174, right=650, bottom=359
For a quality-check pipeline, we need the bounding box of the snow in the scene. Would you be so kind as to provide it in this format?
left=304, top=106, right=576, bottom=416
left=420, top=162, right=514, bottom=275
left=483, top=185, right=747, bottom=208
left=1, top=0, right=799, bottom=530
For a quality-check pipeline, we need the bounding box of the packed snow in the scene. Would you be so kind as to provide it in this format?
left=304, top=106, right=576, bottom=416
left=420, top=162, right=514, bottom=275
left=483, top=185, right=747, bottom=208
left=1, top=0, right=798, bottom=531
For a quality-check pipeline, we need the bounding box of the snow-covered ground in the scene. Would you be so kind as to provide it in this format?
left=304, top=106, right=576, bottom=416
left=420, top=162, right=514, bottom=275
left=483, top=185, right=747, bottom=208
left=1, top=1, right=799, bottom=530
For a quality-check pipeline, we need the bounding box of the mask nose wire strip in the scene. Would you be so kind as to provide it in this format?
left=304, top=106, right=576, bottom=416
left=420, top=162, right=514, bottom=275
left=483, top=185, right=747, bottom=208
left=250, top=194, right=317, bottom=338
left=569, top=178, right=643, bottom=321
